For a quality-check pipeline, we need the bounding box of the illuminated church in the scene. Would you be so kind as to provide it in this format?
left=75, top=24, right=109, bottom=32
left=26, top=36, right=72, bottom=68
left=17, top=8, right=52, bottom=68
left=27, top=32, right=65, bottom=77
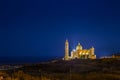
left=63, top=40, right=96, bottom=60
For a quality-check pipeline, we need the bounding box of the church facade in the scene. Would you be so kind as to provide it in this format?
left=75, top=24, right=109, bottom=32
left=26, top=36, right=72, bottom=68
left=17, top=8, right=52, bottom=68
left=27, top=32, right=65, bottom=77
left=63, top=40, right=96, bottom=60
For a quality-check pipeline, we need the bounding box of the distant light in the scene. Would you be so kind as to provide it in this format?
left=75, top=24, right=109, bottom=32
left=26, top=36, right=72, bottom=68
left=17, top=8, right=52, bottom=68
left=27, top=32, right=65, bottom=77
left=73, top=49, right=75, bottom=52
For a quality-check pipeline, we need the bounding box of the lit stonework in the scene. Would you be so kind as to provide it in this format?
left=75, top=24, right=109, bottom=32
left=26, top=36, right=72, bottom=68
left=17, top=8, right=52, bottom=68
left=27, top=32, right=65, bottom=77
left=63, top=39, right=69, bottom=60
left=63, top=40, right=96, bottom=60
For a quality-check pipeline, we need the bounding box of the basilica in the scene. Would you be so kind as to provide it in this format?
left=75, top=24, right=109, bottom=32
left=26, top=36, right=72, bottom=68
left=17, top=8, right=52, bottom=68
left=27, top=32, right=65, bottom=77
left=63, top=40, right=96, bottom=60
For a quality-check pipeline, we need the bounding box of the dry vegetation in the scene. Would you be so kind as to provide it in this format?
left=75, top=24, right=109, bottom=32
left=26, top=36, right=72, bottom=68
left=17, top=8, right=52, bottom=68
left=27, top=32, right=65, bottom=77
left=0, top=58, right=120, bottom=80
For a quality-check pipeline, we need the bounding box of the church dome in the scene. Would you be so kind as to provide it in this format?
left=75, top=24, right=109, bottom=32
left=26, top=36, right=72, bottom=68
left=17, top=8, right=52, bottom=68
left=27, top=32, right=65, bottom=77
left=76, top=43, right=82, bottom=50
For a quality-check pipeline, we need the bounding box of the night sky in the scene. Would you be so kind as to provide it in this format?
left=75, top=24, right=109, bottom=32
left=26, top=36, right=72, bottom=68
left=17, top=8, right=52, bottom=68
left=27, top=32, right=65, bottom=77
left=0, top=0, right=120, bottom=62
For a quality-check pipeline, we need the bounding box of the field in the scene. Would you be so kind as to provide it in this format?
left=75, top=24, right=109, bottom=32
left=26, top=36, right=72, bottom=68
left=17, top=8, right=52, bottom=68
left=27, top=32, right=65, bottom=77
left=1, top=58, right=120, bottom=80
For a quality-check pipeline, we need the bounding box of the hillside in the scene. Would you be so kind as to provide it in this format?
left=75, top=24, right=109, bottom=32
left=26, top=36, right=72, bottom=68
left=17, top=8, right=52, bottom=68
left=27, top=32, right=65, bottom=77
left=1, top=58, right=120, bottom=80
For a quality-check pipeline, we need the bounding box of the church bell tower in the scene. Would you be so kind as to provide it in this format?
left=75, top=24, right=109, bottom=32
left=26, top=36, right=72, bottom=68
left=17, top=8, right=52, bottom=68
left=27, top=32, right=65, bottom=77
left=64, top=39, right=69, bottom=60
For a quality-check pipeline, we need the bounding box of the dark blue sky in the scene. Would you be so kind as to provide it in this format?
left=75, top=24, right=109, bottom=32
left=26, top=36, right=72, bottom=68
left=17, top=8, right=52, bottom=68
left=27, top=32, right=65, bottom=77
left=0, top=0, right=120, bottom=59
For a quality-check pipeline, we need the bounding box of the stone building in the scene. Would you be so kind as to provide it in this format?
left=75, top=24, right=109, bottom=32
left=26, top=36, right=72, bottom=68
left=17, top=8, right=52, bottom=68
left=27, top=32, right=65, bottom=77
left=63, top=40, right=96, bottom=60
